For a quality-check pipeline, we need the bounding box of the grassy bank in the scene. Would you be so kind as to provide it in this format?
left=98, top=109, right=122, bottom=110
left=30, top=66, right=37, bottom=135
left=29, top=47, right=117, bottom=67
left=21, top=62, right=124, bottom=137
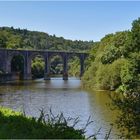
left=0, top=106, right=85, bottom=139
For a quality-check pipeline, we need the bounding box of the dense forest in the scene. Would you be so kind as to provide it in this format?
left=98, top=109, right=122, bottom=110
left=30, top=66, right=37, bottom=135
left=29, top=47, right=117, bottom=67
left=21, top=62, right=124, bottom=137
left=82, top=18, right=140, bottom=95
left=0, top=27, right=94, bottom=77
left=82, top=18, right=140, bottom=138
left=0, top=26, right=93, bottom=51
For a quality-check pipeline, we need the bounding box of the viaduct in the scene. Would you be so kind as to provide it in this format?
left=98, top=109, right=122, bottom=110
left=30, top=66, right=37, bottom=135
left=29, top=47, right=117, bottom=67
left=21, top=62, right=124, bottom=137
left=0, top=49, right=88, bottom=80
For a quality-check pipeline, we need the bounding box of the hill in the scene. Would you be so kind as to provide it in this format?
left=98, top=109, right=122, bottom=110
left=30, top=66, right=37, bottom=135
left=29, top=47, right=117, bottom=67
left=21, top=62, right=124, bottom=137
left=0, top=26, right=94, bottom=51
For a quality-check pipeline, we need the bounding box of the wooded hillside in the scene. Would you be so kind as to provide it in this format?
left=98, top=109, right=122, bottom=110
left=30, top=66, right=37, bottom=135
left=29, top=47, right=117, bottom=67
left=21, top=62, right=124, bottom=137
left=0, top=26, right=93, bottom=51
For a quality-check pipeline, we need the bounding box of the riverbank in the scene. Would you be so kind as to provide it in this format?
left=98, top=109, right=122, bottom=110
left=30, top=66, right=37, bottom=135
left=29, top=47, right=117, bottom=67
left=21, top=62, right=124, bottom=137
left=0, top=106, right=85, bottom=139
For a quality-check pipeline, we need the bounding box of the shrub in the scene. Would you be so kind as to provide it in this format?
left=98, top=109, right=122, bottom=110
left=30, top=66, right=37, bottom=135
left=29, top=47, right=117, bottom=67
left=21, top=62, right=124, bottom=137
left=0, top=107, right=85, bottom=139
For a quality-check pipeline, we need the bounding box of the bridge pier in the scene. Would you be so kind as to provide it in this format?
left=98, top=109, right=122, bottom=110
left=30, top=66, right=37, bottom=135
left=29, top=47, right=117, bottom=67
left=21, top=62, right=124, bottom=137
left=44, top=73, right=50, bottom=80
left=23, top=73, right=32, bottom=80
left=0, top=50, right=7, bottom=73
left=44, top=54, right=50, bottom=80
left=23, top=52, right=32, bottom=80
left=63, top=72, right=68, bottom=80
left=63, top=53, right=68, bottom=80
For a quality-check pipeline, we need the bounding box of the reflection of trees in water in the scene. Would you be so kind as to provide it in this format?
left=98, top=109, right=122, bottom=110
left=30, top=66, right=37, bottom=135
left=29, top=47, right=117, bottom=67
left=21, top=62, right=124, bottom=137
left=87, top=90, right=120, bottom=138
left=110, top=92, right=140, bottom=138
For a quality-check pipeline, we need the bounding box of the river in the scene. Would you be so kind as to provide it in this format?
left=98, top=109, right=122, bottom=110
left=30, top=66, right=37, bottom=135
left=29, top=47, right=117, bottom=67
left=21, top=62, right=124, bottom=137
left=0, top=77, right=120, bottom=138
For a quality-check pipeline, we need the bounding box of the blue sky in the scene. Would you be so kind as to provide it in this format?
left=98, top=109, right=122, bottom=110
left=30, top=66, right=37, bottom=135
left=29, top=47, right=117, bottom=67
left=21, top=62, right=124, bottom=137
left=0, top=1, right=140, bottom=41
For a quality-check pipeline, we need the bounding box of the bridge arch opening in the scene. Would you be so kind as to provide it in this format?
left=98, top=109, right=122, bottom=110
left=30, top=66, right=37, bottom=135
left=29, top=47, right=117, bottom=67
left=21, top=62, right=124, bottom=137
left=68, top=55, right=81, bottom=78
left=11, top=54, right=25, bottom=79
left=48, top=54, right=63, bottom=79
left=31, top=54, right=45, bottom=79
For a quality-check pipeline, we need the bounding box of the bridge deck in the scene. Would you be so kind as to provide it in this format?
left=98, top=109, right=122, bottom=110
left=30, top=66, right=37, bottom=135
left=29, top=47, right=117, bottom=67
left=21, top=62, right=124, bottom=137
left=0, top=48, right=88, bottom=54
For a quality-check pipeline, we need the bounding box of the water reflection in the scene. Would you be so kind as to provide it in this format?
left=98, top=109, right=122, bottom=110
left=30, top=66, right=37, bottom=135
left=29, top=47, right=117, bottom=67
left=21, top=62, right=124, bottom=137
left=0, top=78, right=119, bottom=138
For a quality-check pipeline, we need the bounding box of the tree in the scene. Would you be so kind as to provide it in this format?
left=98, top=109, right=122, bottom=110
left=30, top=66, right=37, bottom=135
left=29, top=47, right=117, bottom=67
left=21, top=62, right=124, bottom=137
left=131, top=18, right=140, bottom=52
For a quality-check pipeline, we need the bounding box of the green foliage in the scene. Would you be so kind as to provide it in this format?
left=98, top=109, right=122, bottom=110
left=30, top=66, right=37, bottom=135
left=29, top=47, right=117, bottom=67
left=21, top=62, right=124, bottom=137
left=69, top=57, right=80, bottom=77
left=31, top=57, right=45, bottom=79
left=101, top=45, right=120, bottom=64
left=50, top=55, right=63, bottom=75
left=0, top=106, right=85, bottom=139
left=111, top=92, right=140, bottom=138
left=82, top=58, right=127, bottom=90
left=82, top=20, right=139, bottom=93
left=120, top=61, right=136, bottom=93
left=96, top=61, right=122, bottom=90
left=0, top=27, right=93, bottom=51
left=81, top=62, right=97, bottom=89
left=101, top=31, right=131, bottom=64
left=118, top=53, right=140, bottom=93
left=131, top=18, right=140, bottom=52
left=0, top=34, right=7, bottom=48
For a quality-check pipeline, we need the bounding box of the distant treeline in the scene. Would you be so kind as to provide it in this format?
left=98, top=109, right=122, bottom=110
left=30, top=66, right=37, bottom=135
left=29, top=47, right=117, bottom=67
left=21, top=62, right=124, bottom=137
left=0, top=26, right=94, bottom=51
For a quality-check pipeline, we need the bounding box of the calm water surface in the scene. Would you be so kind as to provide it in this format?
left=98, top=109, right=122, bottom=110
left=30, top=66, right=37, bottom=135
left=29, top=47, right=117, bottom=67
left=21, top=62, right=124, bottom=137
left=0, top=77, right=120, bottom=138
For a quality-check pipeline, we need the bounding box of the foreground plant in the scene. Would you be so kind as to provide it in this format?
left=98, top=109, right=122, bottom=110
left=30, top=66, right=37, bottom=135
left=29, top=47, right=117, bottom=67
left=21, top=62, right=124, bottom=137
left=0, top=107, right=85, bottom=139
left=0, top=106, right=114, bottom=139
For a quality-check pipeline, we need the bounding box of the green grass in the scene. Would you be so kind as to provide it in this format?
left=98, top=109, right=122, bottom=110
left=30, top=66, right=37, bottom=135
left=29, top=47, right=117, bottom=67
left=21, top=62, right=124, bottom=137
left=0, top=107, right=85, bottom=139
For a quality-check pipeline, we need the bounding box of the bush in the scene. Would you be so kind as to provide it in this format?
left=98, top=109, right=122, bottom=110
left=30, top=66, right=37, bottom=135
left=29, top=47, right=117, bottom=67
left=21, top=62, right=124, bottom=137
left=0, top=107, right=85, bottom=139
left=82, top=59, right=127, bottom=91
left=31, top=57, right=45, bottom=79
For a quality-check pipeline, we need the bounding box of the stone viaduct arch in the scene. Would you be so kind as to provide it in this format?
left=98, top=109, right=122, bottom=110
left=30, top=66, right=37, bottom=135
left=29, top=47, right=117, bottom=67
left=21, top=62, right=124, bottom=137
left=7, top=51, right=25, bottom=74
left=0, top=49, right=88, bottom=80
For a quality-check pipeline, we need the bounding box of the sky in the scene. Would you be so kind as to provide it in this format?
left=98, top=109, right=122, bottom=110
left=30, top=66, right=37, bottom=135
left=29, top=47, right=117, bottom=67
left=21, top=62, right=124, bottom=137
left=0, top=1, right=140, bottom=41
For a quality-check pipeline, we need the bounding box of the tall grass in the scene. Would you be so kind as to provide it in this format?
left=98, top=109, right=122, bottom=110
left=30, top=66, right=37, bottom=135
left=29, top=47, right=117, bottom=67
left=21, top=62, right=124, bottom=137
left=0, top=107, right=85, bottom=139
left=0, top=106, right=113, bottom=139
